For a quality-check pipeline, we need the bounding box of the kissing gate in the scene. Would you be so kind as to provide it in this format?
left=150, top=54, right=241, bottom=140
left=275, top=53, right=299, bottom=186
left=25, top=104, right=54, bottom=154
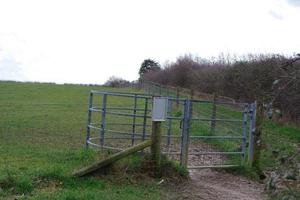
left=85, top=90, right=256, bottom=169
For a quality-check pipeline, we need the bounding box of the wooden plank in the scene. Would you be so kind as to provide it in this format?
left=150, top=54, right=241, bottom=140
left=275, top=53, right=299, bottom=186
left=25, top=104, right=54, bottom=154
left=73, top=140, right=152, bottom=177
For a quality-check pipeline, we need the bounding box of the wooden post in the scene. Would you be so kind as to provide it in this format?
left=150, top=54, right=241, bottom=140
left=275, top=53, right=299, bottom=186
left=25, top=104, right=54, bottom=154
left=151, top=121, right=162, bottom=178
left=252, top=100, right=263, bottom=170
left=210, top=93, right=217, bottom=134
left=190, top=89, right=194, bottom=100
left=176, top=87, right=179, bottom=108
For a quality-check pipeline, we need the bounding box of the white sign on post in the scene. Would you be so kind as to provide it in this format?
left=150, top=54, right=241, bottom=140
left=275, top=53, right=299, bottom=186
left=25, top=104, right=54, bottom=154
left=152, top=97, right=168, bottom=121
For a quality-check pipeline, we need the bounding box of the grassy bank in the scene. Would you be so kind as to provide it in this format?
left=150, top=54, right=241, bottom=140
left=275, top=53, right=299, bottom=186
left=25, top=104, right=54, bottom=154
left=0, top=81, right=163, bottom=200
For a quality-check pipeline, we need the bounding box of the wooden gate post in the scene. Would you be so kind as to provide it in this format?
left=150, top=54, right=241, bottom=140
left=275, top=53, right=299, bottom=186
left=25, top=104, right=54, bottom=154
left=151, top=121, right=162, bottom=177
left=151, top=97, right=168, bottom=178
left=190, top=89, right=194, bottom=100
left=210, top=93, right=217, bottom=134
left=176, top=87, right=180, bottom=108
left=252, top=100, right=263, bottom=169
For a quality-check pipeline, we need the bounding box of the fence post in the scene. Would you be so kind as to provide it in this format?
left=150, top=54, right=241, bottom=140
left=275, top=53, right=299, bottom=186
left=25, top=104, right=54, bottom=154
left=131, top=94, right=137, bottom=146
left=167, top=100, right=173, bottom=148
left=100, top=94, right=107, bottom=149
left=210, top=93, right=217, bottom=134
left=248, top=102, right=256, bottom=164
left=180, top=99, right=191, bottom=167
left=242, top=104, right=249, bottom=161
left=151, top=121, right=162, bottom=177
left=142, top=98, right=148, bottom=141
left=147, top=83, right=151, bottom=94
left=86, top=92, right=93, bottom=148
left=190, top=89, right=194, bottom=100
left=252, top=100, right=263, bottom=169
left=159, top=85, right=162, bottom=95
left=176, top=88, right=180, bottom=108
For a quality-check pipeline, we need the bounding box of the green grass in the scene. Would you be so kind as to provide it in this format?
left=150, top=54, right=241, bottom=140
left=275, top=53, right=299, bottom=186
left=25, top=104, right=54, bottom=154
left=1, top=81, right=299, bottom=199
left=0, top=81, right=162, bottom=200
left=260, top=120, right=300, bottom=170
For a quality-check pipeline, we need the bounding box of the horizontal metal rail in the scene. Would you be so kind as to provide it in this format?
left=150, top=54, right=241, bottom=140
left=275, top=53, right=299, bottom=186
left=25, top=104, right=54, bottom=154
left=89, top=108, right=152, bottom=118
left=89, top=136, right=145, bottom=140
left=161, top=134, right=181, bottom=138
left=104, top=128, right=151, bottom=137
left=106, top=107, right=150, bottom=111
left=189, top=135, right=244, bottom=139
left=90, top=90, right=152, bottom=98
left=88, top=124, right=101, bottom=130
left=166, top=97, right=189, bottom=102
left=87, top=141, right=124, bottom=151
left=187, top=165, right=239, bottom=169
left=90, top=122, right=151, bottom=127
left=167, top=116, right=244, bottom=122
left=160, top=134, right=242, bottom=140
left=191, top=99, right=248, bottom=106
left=167, top=116, right=184, bottom=120
left=190, top=118, right=243, bottom=123
left=162, top=151, right=243, bottom=155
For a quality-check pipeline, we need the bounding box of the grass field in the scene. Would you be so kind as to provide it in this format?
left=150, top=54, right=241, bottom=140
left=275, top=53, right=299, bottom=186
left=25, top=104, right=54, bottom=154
left=0, top=81, right=299, bottom=200
left=0, top=81, right=163, bottom=200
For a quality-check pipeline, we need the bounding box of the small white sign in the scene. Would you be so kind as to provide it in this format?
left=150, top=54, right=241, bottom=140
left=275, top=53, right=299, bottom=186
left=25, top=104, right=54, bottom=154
left=152, top=97, right=168, bottom=121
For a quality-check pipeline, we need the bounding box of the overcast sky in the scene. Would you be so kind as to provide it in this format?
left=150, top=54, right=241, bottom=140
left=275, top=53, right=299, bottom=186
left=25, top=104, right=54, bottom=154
left=0, top=0, right=300, bottom=84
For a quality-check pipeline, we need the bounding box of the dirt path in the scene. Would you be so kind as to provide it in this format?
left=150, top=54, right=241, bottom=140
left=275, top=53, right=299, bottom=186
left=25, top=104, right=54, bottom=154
left=174, top=169, right=266, bottom=200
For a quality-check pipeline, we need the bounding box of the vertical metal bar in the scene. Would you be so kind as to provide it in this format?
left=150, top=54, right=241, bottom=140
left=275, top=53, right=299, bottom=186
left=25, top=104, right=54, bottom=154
left=142, top=98, right=148, bottom=141
left=248, top=102, right=256, bottom=163
left=180, top=99, right=192, bottom=167
left=86, top=92, right=93, bottom=148
left=100, top=94, right=107, bottom=149
left=242, top=104, right=248, bottom=161
left=167, top=100, right=172, bottom=148
left=131, top=94, right=137, bottom=146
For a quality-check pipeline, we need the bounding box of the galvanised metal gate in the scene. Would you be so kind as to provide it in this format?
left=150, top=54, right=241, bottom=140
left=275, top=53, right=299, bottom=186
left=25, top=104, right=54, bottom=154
left=183, top=99, right=256, bottom=168
left=85, top=91, right=256, bottom=169
left=86, top=91, right=152, bottom=151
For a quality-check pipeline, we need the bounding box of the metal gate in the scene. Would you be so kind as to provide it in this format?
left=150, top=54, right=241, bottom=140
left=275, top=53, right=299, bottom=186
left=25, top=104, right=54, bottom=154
left=86, top=91, right=152, bottom=151
left=85, top=91, right=255, bottom=169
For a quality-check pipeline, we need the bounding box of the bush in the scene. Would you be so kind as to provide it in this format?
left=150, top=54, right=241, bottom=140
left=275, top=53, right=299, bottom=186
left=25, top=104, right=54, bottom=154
left=104, top=76, right=131, bottom=88
left=143, top=54, right=300, bottom=123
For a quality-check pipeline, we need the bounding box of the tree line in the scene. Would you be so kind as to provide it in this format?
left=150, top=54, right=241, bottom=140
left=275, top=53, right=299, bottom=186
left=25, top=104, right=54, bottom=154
left=140, top=54, right=300, bottom=123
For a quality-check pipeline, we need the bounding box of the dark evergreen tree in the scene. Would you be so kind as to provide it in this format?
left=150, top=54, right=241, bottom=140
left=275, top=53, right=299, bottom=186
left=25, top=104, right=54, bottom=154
left=139, top=59, right=160, bottom=79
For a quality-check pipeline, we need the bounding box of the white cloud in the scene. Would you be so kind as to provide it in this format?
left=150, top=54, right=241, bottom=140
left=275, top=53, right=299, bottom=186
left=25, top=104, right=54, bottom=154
left=286, top=0, right=300, bottom=7
left=0, top=0, right=299, bottom=84
left=0, top=53, right=26, bottom=81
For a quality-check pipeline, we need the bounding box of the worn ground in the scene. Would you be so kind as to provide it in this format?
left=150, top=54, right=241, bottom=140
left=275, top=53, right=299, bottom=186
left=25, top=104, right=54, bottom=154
left=167, top=169, right=266, bottom=200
